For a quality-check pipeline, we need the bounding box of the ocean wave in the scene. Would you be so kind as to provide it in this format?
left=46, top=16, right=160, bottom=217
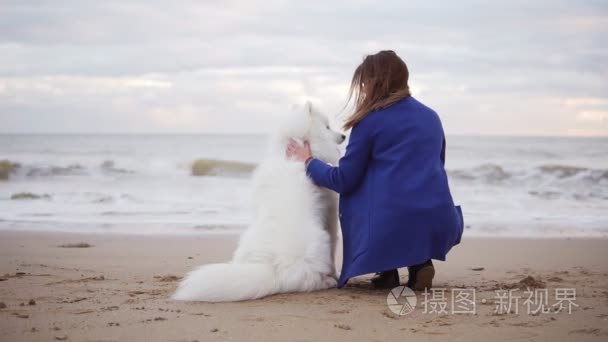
left=10, top=192, right=51, bottom=200
left=4, top=160, right=136, bottom=179
left=3, top=158, right=255, bottom=180
left=90, top=193, right=136, bottom=203
left=24, top=164, right=86, bottom=177
left=449, top=163, right=511, bottom=182
left=450, top=163, right=608, bottom=201
left=538, top=164, right=608, bottom=182
left=192, top=224, right=247, bottom=231
left=528, top=190, right=561, bottom=200
left=100, top=210, right=192, bottom=216
left=0, top=160, right=20, bottom=180
left=100, top=160, right=134, bottom=174
left=191, top=159, right=256, bottom=177
left=449, top=163, right=607, bottom=184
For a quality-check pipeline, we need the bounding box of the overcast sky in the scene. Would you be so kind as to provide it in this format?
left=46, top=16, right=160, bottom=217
left=1, top=0, right=607, bottom=136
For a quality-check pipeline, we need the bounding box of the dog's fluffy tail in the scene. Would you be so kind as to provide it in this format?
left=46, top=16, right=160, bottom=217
left=172, top=263, right=276, bottom=302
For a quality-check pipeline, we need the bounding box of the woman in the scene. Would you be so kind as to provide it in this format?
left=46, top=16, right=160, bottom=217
left=286, top=50, right=463, bottom=290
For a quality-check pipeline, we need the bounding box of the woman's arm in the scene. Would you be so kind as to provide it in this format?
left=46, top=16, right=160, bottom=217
left=306, top=123, right=372, bottom=195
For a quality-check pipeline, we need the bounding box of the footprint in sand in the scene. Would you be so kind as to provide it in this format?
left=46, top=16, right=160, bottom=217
left=334, top=324, right=352, bottom=330
left=153, top=275, right=181, bottom=282
left=568, top=328, right=602, bottom=336
left=329, top=309, right=350, bottom=314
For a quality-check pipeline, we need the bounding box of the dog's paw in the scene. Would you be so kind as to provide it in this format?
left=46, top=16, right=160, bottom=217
left=321, top=274, right=338, bottom=289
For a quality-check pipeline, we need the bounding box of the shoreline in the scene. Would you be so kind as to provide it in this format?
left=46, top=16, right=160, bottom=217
left=1, top=227, right=607, bottom=240
left=1, top=230, right=607, bottom=341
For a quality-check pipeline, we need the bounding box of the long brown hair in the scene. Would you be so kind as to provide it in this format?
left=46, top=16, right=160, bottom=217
left=343, top=50, right=411, bottom=130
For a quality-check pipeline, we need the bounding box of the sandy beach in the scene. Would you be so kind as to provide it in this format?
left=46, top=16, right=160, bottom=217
left=0, top=231, right=607, bottom=341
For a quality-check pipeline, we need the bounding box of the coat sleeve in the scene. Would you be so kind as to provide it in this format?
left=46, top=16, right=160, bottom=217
left=305, top=122, right=372, bottom=195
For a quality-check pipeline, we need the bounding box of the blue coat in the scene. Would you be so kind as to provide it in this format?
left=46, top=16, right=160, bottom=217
left=306, top=96, right=463, bottom=288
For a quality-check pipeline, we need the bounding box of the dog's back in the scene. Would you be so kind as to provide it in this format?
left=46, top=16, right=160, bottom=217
left=172, top=103, right=341, bottom=302
left=234, top=155, right=334, bottom=268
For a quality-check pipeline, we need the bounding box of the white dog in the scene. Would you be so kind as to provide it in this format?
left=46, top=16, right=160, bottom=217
left=172, top=102, right=345, bottom=302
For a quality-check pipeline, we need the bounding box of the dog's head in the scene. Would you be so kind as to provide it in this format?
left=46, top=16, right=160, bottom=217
left=278, top=102, right=345, bottom=164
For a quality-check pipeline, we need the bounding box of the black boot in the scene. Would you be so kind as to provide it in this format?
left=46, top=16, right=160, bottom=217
left=371, top=269, right=400, bottom=289
left=406, top=260, right=434, bottom=291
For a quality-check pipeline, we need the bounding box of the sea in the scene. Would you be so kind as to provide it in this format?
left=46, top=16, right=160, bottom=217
left=0, top=134, right=606, bottom=238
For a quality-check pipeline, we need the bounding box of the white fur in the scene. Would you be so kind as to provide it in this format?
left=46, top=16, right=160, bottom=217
left=172, top=102, right=344, bottom=302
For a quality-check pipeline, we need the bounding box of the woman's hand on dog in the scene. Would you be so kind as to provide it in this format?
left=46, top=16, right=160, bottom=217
left=286, top=139, right=312, bottom=162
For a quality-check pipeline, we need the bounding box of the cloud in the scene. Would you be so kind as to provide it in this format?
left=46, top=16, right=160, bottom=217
left=577, top=110, right=608, bottom=121
left=0, top=0, right=607, bottom=135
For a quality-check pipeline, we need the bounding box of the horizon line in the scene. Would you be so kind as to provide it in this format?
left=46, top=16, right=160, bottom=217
left=0, top=132, right=607, bottom=139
